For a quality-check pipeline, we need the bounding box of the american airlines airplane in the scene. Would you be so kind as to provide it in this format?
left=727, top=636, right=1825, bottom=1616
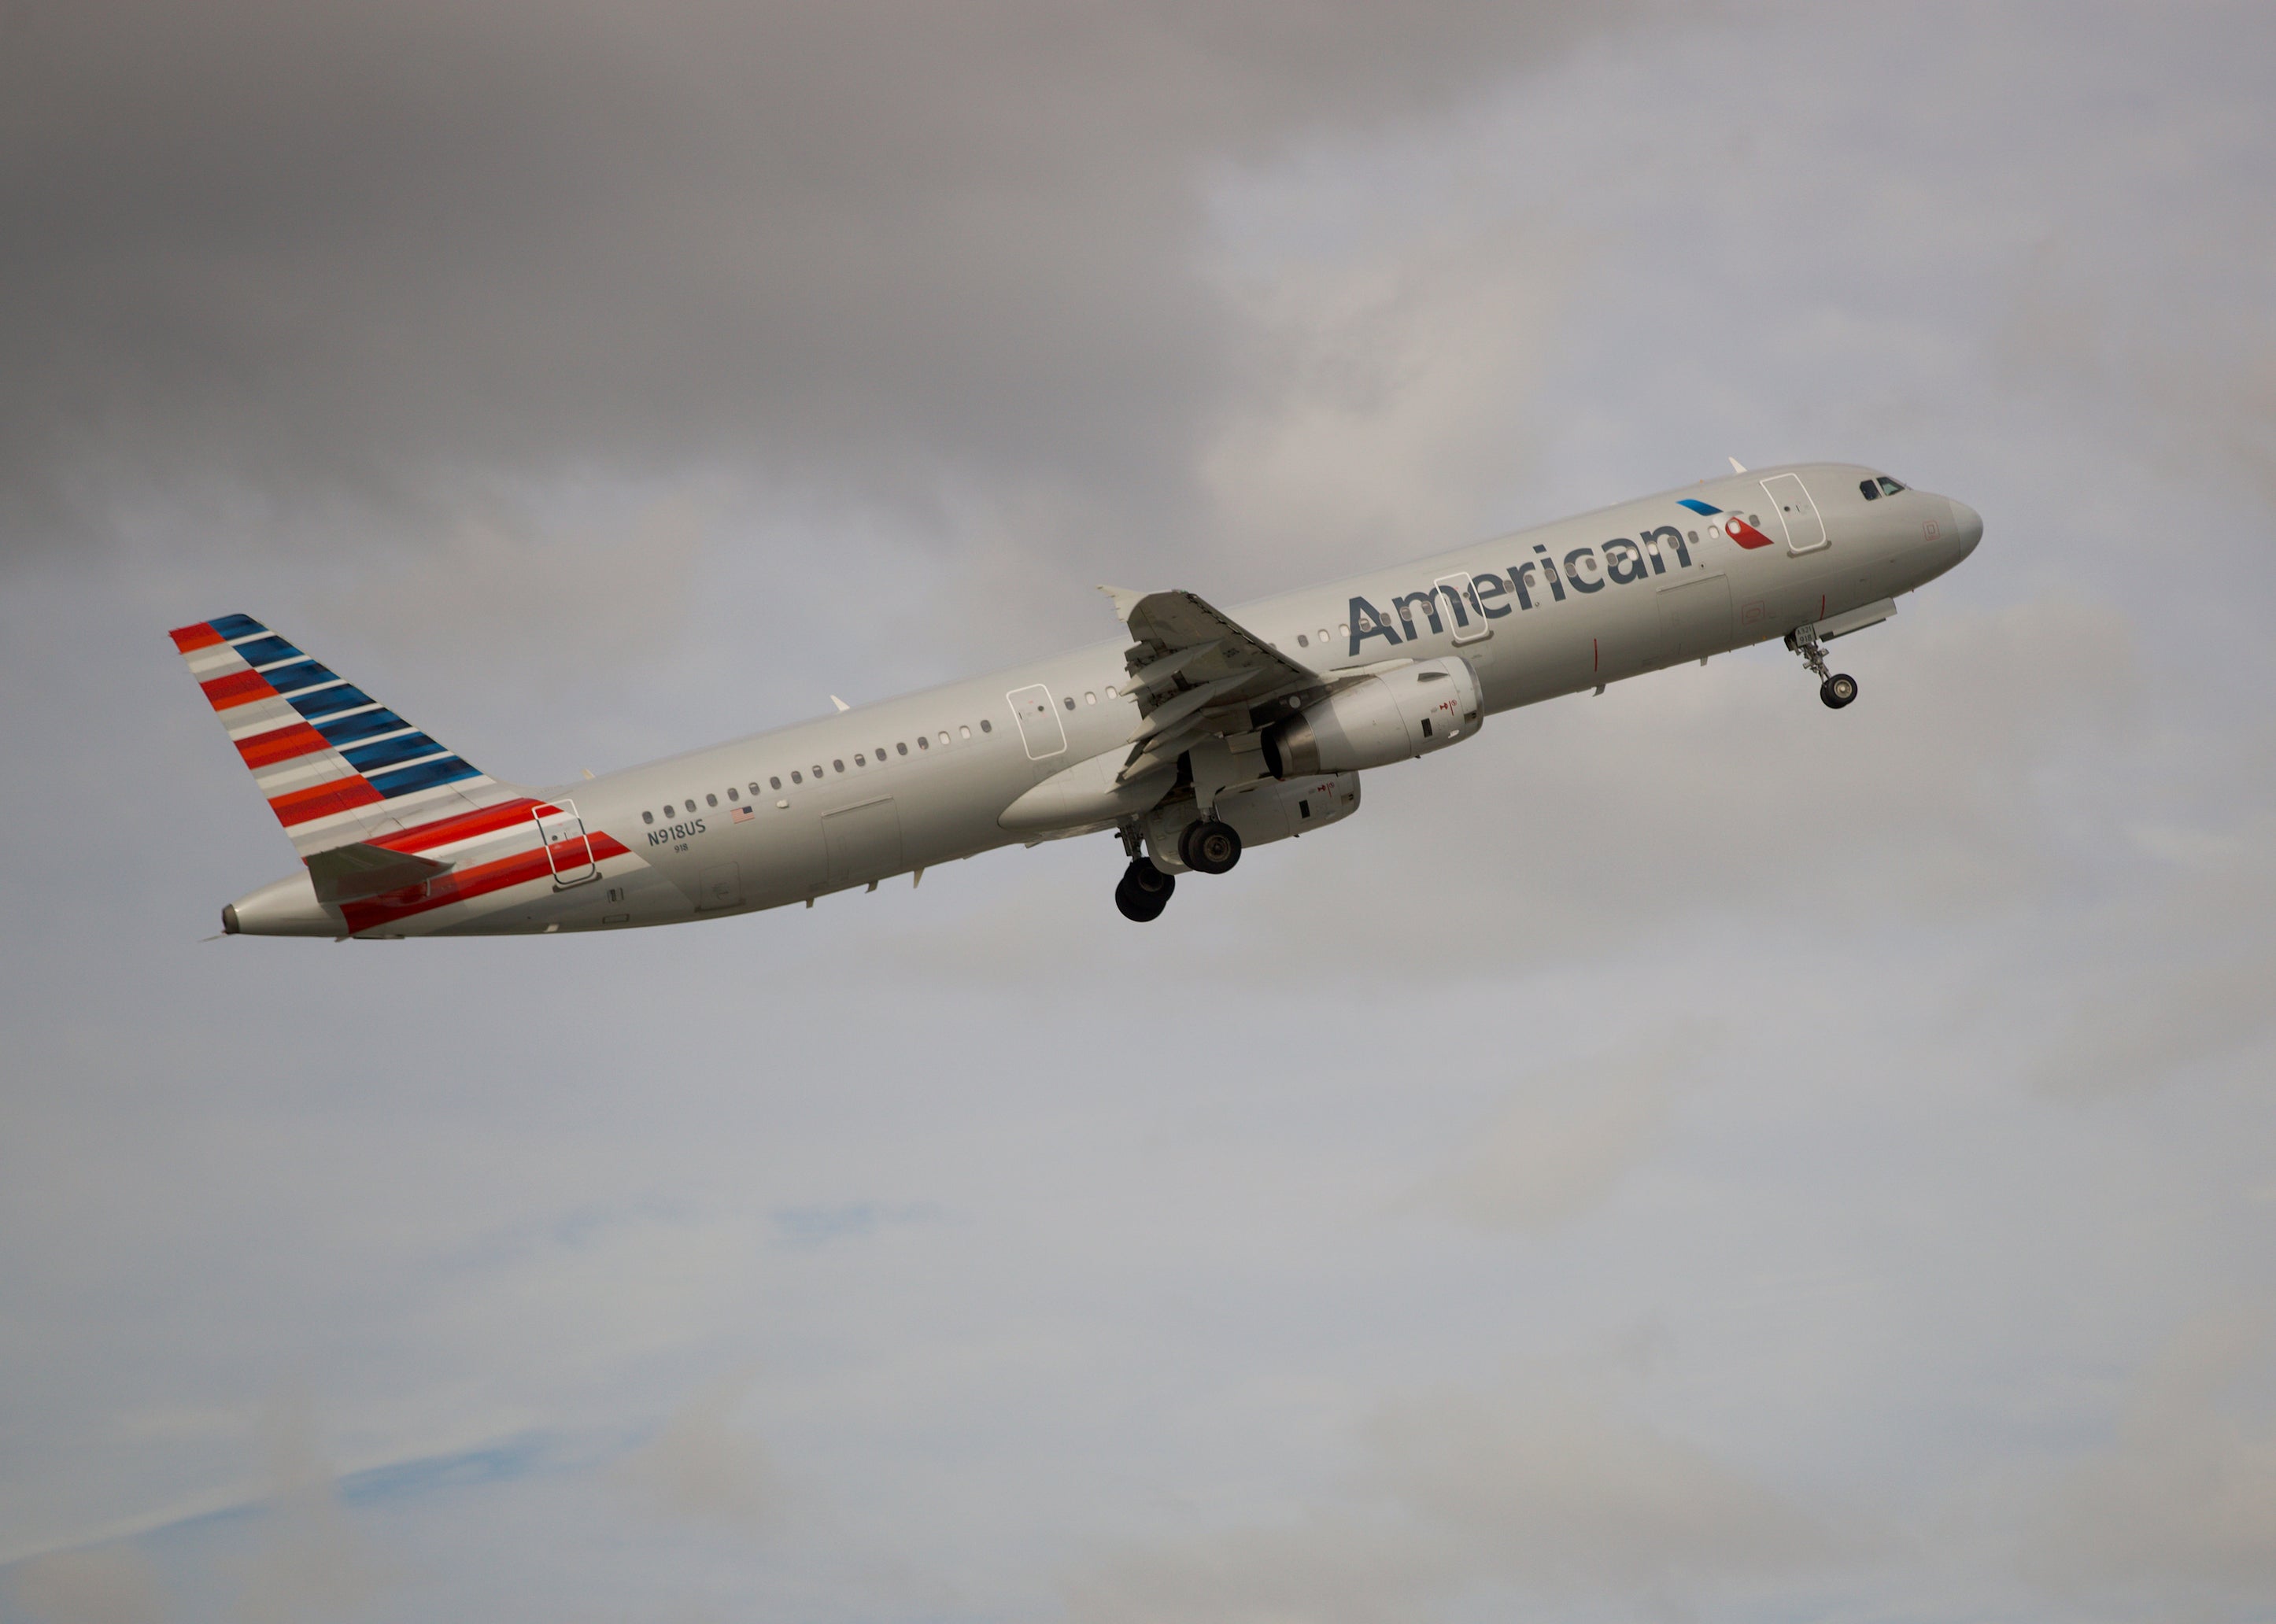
left=176, top=463, right=1981, bottom=936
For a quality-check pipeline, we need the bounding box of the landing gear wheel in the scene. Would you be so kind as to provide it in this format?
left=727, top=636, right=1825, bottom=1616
left=1115, top=859, right=1174, bottom=922
left=1787, top=623, right=1857, bottom=710
left=1179, top=819, right=1243, bottom=876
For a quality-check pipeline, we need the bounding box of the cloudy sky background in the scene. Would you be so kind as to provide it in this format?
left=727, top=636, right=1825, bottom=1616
left=5, top=2, right=2274, bottom=1618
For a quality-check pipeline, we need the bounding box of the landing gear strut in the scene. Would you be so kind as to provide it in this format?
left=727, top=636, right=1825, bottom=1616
left=1786, top=624, right=1858, bottom=710
left=1114, top=858, right=1175, bottom=923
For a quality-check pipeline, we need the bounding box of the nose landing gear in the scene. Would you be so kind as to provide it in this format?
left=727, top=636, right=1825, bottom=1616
left=1786, top=624, right=1858, bottom=710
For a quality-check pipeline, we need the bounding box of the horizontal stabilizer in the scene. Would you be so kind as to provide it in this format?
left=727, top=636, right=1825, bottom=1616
left=305, top=842, right=454, bottom=905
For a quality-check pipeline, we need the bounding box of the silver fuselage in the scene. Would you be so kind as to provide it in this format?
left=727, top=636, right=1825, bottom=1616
left=226, top=463, right=1982, bottom=936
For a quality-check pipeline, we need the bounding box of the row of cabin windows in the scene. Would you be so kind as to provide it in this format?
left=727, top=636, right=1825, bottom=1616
left=637, top=715, right=1011, bottom=825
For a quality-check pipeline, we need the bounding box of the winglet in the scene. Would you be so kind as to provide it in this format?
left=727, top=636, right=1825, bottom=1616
left=1727, top=456, right=1748, bottom=474
left=829, top=695, right=851, bottom=713
left=1097, top=585, right=1145, bottom=624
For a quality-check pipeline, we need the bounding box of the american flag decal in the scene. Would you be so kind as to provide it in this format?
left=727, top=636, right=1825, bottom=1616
left=732, top=804, right=754, bottom=823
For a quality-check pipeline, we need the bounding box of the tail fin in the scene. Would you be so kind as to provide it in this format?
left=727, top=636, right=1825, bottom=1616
left=168, top=613, right=524, bottom=858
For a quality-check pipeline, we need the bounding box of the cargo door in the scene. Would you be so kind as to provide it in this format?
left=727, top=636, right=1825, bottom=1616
left=822, top=797, right=903, bottom=890
left=1658, top=574, right=1735, bottom=663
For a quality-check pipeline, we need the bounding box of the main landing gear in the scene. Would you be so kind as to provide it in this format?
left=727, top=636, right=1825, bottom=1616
left=1178, top=818, right=1243, bottom=876
left=1786, top=624, right=1858, bottom=710
left=1112, top=818, right=1242, bottom=921
left=1114, top=858, right=1174, bottom=923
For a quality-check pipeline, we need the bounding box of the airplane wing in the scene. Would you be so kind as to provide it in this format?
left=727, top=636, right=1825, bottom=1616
left=1112, top=590, right=1327, bottom=781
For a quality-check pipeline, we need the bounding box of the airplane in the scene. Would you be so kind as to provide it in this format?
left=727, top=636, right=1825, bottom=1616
left=173, top=462, right=1982, bottom=936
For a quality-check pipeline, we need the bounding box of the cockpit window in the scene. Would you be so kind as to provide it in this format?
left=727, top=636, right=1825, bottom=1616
left=1859, top=479, right=1879, bottom=501
left=1877, top=476, right=1905, bottom=496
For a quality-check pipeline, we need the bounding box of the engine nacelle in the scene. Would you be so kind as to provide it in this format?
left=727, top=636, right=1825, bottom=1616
left=1261, top=657, right=1483, bottom=777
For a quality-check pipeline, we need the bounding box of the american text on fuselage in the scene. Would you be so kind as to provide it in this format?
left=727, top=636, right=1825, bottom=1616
left=181, top=463, right=1981, bottom=936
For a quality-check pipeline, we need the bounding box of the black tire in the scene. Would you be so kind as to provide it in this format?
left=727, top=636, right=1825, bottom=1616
left=1821, top=673, right=1858, bottom=709
left=1179, top=819, right=1243, bottom=875
left=1115, top=861, right=1173, bottom=921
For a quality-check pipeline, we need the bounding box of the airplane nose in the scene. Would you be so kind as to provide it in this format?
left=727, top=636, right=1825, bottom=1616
left=1947, top=498, right=1983, bottom=559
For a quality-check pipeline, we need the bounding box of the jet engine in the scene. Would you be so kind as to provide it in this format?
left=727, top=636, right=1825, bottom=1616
left=1261, top=657, right=1483, bottom=777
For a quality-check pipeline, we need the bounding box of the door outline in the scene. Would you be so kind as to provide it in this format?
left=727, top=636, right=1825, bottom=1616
left=1761, top=473, right=1828, bottom=555
left=1432, top=572, right=1492, bottom=646
left=532, top=799, right=599, bottom=888
left=1006, top=684, right=1068, bottom=760
left=822, top=797, right=903, bottom=890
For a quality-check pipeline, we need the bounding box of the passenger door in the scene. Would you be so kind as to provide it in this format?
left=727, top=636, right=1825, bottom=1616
left=531, top=799, right=598, bottom=887
left=1761, top=473, right=1827, bottom=554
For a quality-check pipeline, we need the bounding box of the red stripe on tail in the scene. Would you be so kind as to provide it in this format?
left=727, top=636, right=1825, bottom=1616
left=200, top=670, right=275, bottom=710
left=269, top=775, right=383, bottom=828
left=169, top=622, right=225, bottom=653
left=236, top=722, right=333, bottom=770
left=340, top=832, right=632, bottom=932
left=368, top=798, right=544, bottom=855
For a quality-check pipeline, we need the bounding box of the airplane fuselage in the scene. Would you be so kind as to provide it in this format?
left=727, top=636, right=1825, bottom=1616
left=212, top=463, right=1982, bottom=936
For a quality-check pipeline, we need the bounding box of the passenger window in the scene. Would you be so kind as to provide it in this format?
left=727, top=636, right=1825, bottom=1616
left=727, top=788, right=738, bottom=802
left=1104, top=686, right=1118, bottom=699
left=812, top=765, right=823, bottom=778
left=685, top=801, right=696, bottom=815
left=896, top=742, right=907, bottom=755
left=833, top=759, right=845, bottom=773
left=1859, top=478, right=1880, bottom=501
left=1297, top=633, right=1310, bottom=647
left=1084, top=692, right=1096, bottom=705
left=854, top=753, right=866, bottom=766
left=1688, top=531, right=1698, bottom=544
left=917, top=736, right=929, bottom=751
left=980, top=719, right=992, bottom=733
left=877, top=745, right=887, bottom=759
left=791, top=771, right=802, bottom=784
left=770, top=777, right=781, bottom=790
left=642, top=810, right=654, bottom=825
left=959, top=725, right=970, bottom=739
left=707, top=793, right=719, bottom=806
left=1317, top=629, right=1329, bottom=644
left=1339, top=622, right=1350, bottom=639
left=1063, top=695, right=1076, bottom=710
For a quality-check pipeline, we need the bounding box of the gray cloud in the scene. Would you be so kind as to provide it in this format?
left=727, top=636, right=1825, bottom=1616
left=2027, top=1309, right=2276, bottom=1615
left=1067, top=1373, right=1834, bottom=1621
left=3, top=1548, right=164, bottom=1624
left=619, top=1371, right=775, bottom=1529
left=236, top=1389, right=382, bottom=1624
left=1408, top=1030, right=1702, bottom=1231
left=0, top=0, right=1623, bottom=558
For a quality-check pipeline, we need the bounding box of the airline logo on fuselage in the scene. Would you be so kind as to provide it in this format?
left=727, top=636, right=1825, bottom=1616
left=1344, top=507, right=1719, bottom=657
left=1679, top=496, right=1773, bottom=548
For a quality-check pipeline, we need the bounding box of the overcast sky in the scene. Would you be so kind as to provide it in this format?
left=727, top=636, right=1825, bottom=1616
left=5, top=2, right=2274, bottom=1620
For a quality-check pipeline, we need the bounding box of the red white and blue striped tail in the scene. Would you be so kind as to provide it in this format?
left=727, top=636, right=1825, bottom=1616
left=168, top=613, right=527, bottom=858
